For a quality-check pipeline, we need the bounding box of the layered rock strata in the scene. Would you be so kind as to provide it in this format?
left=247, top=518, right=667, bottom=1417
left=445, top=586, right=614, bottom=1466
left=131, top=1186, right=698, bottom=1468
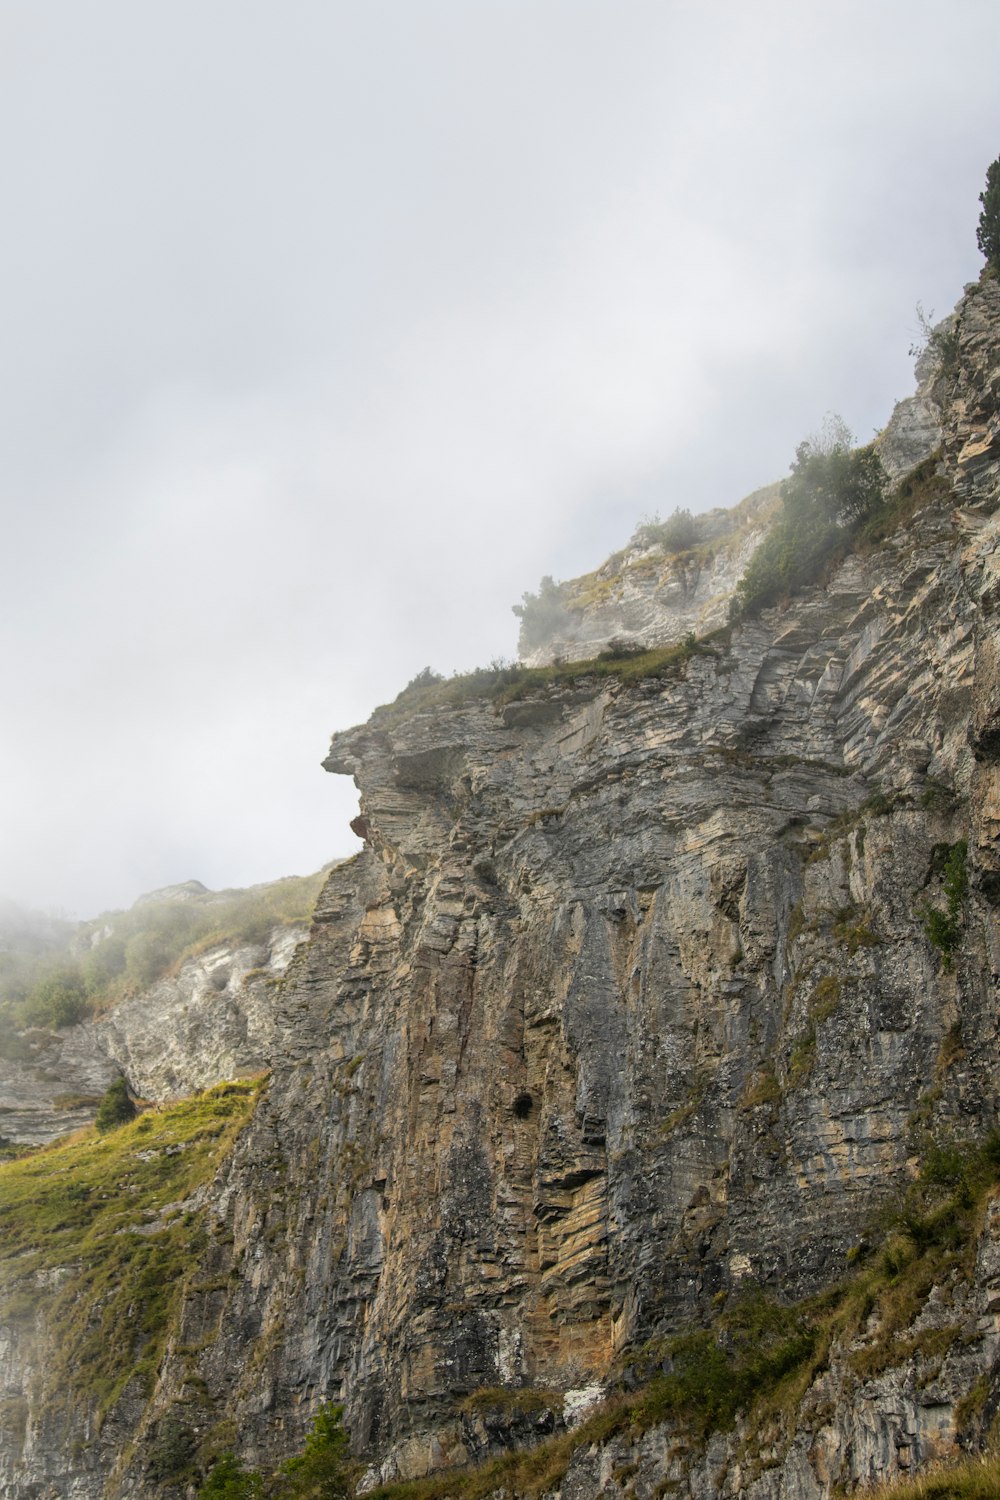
left=1, top=279, right=999, bottom=1499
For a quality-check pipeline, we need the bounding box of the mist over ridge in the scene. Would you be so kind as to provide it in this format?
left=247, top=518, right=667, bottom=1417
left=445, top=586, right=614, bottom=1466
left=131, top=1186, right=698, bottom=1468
left=2, top=3, right=997, bottom=918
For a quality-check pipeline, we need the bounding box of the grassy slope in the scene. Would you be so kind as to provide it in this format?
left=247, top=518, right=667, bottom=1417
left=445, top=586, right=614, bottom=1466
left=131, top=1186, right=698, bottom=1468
left=864, top=1455, right=1000, bottom=1498
left=374, top=633, right=727, bottom=728
left=0, top=1079, right=262, bottom=1421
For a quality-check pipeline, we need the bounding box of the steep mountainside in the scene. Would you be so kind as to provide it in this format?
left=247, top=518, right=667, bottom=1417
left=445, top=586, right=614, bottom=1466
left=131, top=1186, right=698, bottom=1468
left=0, top=873, right=324, bottom=1148
left=0, top=278, right=998, bottom=1500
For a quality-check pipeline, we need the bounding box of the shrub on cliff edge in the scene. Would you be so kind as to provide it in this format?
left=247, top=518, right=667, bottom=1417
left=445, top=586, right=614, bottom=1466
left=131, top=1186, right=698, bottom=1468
left=512, top=575, right=573, bottom=655
left=732, top=421, right=886, bottom=618
left=977, top=153, right=1000, bottom=274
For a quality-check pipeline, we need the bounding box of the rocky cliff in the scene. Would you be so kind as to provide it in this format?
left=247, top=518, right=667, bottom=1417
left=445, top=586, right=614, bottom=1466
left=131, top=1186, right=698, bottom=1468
left=1, top=278, right=998, bottom=1500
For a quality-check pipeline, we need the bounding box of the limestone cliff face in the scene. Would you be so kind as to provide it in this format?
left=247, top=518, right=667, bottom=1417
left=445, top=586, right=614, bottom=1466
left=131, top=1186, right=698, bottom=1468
left=2, top=279, right=999, bottom=1500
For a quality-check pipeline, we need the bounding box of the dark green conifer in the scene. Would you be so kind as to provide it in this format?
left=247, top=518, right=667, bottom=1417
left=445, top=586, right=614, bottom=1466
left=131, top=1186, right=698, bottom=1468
left=275, top=1403, right=353, bottom=1500
left=94, top=1074, right=136, bottom=1134
left=977, top=154, right=1000, bottom=272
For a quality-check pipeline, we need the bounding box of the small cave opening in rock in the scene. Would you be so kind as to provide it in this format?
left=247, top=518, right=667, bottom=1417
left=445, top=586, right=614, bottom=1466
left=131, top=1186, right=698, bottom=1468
left=513, top=1091, right=534, bottom=1120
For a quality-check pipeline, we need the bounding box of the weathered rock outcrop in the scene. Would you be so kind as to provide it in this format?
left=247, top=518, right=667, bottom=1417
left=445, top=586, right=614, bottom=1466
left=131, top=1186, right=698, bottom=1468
left=874, top=315, right=952, bottom=482
left=516, top=308, right=955, bottom=672
left=95, top=922, right=307, bottom=1101
left=1, top=278, right=999, bottom=1500
left=0, top=924, right=307, bottom=1148
left=518, top=486, right=781, bottom=667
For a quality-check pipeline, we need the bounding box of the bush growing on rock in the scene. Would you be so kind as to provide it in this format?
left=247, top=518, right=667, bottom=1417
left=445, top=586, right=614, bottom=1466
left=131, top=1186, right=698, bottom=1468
left=274, top=1402, right=353, bottom=1500
left=20, top=968, right=91, bottom=1029
left=783, top=436, right=886, bottom=529
left=145, top=1415, right=197, bottom=1487
left=195, top=1405, right=351, bottom=1499
left=199, top=1453, right=263, bottom=1498
left=403, top=666, right=444, bottom=691
left=732, top=419, right=887, bottom=618
left=919, top=839, right=969, bottom=969
left=512, top=575, right=573, bottom=654
left=634, top=506, right=702, bottom=553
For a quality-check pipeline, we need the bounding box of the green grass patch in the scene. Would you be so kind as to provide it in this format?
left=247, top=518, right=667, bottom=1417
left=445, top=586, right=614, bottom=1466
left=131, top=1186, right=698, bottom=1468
left=788, top=1025, right=818, bottom=1087
left=741, top=1067, right=782, bottom=1110
left=809, top=974, right=843, bottom=1021
left=375, top=637, right=715, bottom=725
left=834, top=917, right=880, bottom=955
left=0, top=1078, right=263, bottom=1422
left=459, top=1387, right=563, bottom=1418
left=860, top=1453, right=1000, bottom=1499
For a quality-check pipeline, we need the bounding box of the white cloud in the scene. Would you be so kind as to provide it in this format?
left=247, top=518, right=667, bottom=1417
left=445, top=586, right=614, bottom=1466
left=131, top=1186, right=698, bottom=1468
left=1, top=0, right=998, bottom=914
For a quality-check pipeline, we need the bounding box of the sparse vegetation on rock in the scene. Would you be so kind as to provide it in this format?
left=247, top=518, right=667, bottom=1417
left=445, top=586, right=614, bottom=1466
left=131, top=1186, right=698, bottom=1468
left=731, top=419, right=887, bottom=617
left=4, top=217, right=1000, bottom=1500
left=0, top=868, right=326, bottom=1037
left=920, top=839, right=969, bottom=969
left=363, top=1131, right=1000, bottom=1500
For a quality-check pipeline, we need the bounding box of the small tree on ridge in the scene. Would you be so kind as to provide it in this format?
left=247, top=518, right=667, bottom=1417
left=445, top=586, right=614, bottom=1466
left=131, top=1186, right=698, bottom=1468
left=977, top=154, right=1000, bottom=274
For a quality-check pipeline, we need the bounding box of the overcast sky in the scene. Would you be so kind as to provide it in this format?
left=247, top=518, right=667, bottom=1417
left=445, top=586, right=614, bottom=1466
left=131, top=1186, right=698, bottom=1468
left=1, top=1, right=997, bottom=918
